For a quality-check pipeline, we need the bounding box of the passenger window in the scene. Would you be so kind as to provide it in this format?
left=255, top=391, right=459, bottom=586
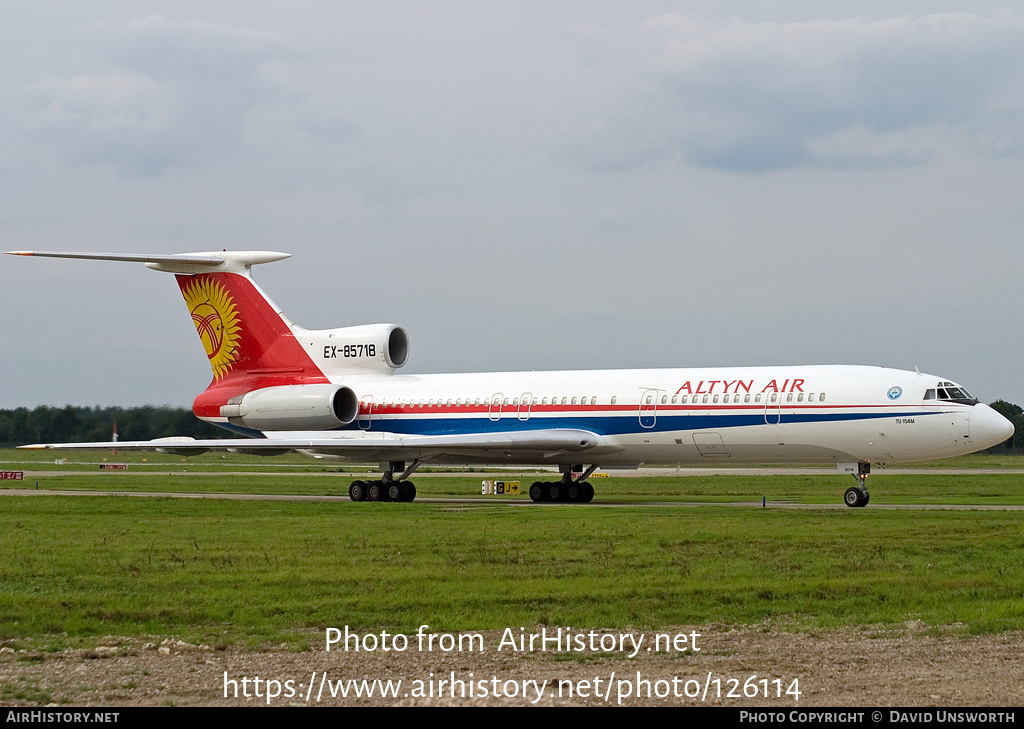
left=611, top=396, right=617, bottom=405
left=713, top=395, right=719, bottom=403
left=661, top=395, right=667, bottom=404
left=703, top=395, right=709, bottom=404
left=591, top=397, right=597, bottom=405
left=787, top=393, right=793, bottom=402
left=744, top=394, right=751, bottom=403
left=722, top=394, right=730, bottom=403
left=572, top=397, right=577, bottom=405
left=820, top=393, right=826, bottom=402
left=755, top=394, right=761, bottom=403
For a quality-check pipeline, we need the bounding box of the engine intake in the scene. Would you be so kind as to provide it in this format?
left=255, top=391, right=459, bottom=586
left=220, top=384, right=359, bottom=431
left=303, top=323, right=410, bottom=374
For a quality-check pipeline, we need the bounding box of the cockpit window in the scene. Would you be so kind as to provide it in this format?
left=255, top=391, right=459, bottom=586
left=924, top=389, right=936, bottom=400
left=935, top=381, right=978, bottom=405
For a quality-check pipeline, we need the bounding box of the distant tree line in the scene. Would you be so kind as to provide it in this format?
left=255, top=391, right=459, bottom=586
left=0, top=406, right=239, bottom=448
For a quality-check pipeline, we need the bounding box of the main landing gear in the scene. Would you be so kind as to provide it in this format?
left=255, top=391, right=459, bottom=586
left=349, top=460, right=420, bottom=503
left=529, top=464, right=597, bottom=503
left=843, top=462, right=870, bottom=508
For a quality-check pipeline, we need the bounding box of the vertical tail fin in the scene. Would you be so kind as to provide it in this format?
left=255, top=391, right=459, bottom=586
left=175, top=271, right=326, bottom=385
left=175, top=269, right=330, bottom=418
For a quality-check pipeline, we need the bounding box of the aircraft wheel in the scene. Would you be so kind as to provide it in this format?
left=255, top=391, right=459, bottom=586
left=349, top=480, right=367, bottom=502
left=566, top=483, right=582, bottom=502
left=387, top=482, right=406, bottom=502
left=844, top=487, right=865, bottom=508
left=368, top=481, right=387, bottom=502
left=547, top=482, right=562, bottom=502
left=862, top=492, right=870, bottom=506
left=529, top=482, right=545, bottom=502
left=581, top=482, right=595, bottom=503
left=403, top=481, right=416, bottom=502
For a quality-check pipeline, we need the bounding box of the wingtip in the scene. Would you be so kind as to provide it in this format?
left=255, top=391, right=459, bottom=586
left=5, top=251, right=34, bottom=256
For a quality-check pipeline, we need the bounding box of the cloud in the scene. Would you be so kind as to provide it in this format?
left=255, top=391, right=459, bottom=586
left=561, top=11, right=1024, bottom=172
left=29, top=16, right=291, bottom=176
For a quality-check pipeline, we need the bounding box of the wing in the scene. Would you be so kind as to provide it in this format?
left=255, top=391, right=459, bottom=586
left=18, top=429, right=617, bottom=464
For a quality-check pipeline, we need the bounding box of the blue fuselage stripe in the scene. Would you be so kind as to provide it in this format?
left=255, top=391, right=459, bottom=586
left=335, top=410, right=936, bottom=437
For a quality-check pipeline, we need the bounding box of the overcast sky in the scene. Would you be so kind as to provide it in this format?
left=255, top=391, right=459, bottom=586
left=3, top=1, right=1023, bottom=409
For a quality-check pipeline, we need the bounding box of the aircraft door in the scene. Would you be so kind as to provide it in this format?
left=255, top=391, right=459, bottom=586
left=693, top=432, right=731, bottom=458
left=764, top=392, right=781, bottom=425
left=639, top=389, right=658, bottom=428
left=489, top=393, right=503, bottom=421
left=358, top=396, right=375, bottom=430
left=518, top=392, right=533, bottom=421
left=950, top=412, right=971, bottom=446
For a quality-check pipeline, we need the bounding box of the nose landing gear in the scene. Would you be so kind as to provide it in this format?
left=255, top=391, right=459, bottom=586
left=844, top=462, right=870, bottom=507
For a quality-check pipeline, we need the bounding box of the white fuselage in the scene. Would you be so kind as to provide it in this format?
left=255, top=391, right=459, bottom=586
left=242, top=364, right=1007, bottom=467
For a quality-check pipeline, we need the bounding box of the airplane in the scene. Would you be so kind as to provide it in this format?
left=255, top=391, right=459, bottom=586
left=7, top=249, right=1014, bottom=507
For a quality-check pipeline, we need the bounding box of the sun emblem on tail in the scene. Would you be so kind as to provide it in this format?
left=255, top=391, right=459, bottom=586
left=182, top=277, right=241, bottom=381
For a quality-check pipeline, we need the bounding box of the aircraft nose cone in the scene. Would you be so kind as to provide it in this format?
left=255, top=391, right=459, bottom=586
left=969, top=404, right=1015, bottom=449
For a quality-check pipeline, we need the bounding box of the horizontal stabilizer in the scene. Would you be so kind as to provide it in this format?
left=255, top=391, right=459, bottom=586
left=5, top=250, right=290, bottom=274
left=7, top=251, right=224, bottom=264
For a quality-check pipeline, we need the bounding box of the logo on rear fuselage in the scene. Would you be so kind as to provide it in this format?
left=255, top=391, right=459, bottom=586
left=182, top=276, right=241, bottom=381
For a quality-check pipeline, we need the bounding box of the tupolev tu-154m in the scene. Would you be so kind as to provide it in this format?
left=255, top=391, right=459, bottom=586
left=7, top=249, right=1014, bottom=506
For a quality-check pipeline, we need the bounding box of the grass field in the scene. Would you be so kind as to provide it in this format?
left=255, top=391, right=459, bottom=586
left=1, top=451, right=1022, bottom=650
